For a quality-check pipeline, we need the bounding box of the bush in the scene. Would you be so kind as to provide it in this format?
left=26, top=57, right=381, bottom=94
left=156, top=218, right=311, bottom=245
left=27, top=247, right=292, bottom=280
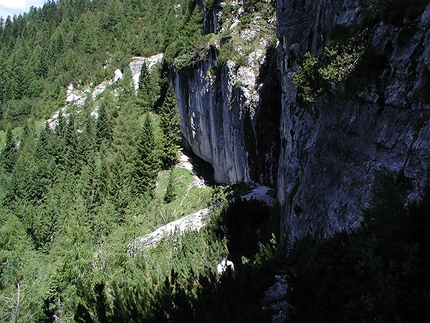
left=293, top=37, right=366, bottom=102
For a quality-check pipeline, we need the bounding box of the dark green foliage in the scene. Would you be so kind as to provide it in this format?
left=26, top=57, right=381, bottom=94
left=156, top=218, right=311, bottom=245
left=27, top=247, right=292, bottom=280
left=164, top=169, right=176, bottom=203
left=164, top=5, right=206, bottom=67
left=136, top=60, right=167, bottom=113
left=95, top=101, right=112, bottom=147
left=133, top=115, right=160, bottom=198
left=0, top=0, right=200, bottom=130
left=8, top=1, right=430, bottom=322
left=137, top=61, right=151, bottom=112
left=64, top=113, right=80, bottom=173
left=159, top=85, right=181, bottom=168
left=1, top=128, right=17, bottom=172
left=293, top=36, right=366, bottom=103
left=108, top=151, right=132, bottom=216
left=284, top=177, right=430, bottom=323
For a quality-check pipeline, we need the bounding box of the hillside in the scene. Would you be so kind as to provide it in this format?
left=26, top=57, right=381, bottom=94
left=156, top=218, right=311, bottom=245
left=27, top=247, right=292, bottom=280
left=2, top=0, right=430, bottom=322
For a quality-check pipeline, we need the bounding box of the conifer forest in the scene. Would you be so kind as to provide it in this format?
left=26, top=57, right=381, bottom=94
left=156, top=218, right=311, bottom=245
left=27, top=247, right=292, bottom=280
left=1, top=0, right=430, bottom=322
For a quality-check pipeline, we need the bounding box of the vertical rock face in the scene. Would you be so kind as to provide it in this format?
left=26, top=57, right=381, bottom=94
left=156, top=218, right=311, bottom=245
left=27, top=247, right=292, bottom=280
left=172, top=2, right=281, bottom=184
left=173, top=49, right=251, bottom=183
left=276, top=0, right=430, bottom=240
left=173, top=46, right=281, bottom=184
left=172, top=0, right=430, bottom=241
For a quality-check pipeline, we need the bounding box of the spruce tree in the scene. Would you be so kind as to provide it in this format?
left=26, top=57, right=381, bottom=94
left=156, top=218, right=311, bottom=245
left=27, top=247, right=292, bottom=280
left=1, top=129, right=17, bottom=173
left=108, top=151, right=131, bottom=217
left=64, top=112, right=80, bottom=174
left=137, top=61, right=151, bottom=112
left=80, top=110, right=97, bottom=165
left=159, top=85, right=181, bottom=168
left=133, top=114, right=160, bottom=198
left=96, top=101, right=112, bottom=147
left=164, top=168, right=176, bottom=203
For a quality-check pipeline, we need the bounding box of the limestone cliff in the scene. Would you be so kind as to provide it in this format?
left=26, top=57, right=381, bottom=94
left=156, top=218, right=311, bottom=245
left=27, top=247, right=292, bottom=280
left=172, top=0, right=430, bottom=241
left=173, top=1, right=281, bottom=184
left=277, top=0, right=430, bottom=239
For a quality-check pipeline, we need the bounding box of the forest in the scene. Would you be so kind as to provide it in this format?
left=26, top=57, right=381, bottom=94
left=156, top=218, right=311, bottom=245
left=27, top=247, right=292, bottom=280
left=1, top=0, right=430, bottom=322
left=0, top=0, right=283, bottom=322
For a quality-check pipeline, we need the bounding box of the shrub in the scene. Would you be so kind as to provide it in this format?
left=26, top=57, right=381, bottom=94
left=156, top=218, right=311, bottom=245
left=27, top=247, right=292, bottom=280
left=293, top=37, right=366, bottom=102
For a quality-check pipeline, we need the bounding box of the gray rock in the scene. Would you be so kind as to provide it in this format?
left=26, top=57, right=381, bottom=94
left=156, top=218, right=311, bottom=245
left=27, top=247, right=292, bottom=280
left=276, top=0, right=430, bottom=240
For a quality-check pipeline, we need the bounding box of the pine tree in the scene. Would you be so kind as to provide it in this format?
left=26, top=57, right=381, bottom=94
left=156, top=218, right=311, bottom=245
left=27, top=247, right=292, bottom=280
left=1, top=129, right=17, bottom=173
left=133, top=114, right=160, bottom=198
left=164, top=168, right=176, bottom=203
left=159, top=85, right=181, bottom=168
left=96, top=101, right=112, bottom=147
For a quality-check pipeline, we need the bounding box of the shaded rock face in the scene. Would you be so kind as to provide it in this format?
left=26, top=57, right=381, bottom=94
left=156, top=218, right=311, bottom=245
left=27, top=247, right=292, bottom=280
left=276, top=0, right=430, bottom=240
left=172, top=0, right=430, bottom=241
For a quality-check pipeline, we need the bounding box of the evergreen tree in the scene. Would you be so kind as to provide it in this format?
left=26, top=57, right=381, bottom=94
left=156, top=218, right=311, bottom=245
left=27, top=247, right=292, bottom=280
left=164, top=168, right=176, bottom=203
left=159, top=85, right=181, bottom=168
left=55, top=109, right=66, bottom=138
left=95, top=101, right=112, bottom=147
left=10, top=133, right=46, bottom=205
left=35, top=122, right=53, bottom=161
left=137, top=60, right=166, bottom=113
left=64, top=112, right=80, bottom=174
left=133, top=114, right=160, bottom=198
left=108, top=151, right=132, bottom=217
left=137, top=61, right=151, bottom=112
left=1, top=128, right=17, bottom=173
left=79, top=110, right=97, bottom=165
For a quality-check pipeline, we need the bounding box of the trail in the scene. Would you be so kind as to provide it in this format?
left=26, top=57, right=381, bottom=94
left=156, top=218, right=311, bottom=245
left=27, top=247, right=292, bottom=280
left=127, top=152, right=274, bottom=254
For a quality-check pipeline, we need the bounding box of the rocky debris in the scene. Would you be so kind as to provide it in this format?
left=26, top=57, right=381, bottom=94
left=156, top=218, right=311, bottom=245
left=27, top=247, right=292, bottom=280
left=127, top=207, right=212, bottom=255
left=263, top=274, right=289, bottom=323
left=129, top=53, right=164, bottom=91
left=47, top=55, right=162, bottom=127
left=127, top=183, right=275, bottom=253
left=241, top=183, right=275, bottom=206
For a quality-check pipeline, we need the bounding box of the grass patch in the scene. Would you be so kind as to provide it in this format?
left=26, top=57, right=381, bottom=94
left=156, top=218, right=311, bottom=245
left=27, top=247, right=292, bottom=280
left=151, top=166, right=214, bottom=224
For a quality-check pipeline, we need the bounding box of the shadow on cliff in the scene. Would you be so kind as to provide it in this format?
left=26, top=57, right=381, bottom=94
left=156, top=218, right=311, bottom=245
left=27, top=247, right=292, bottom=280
left=283, top=176, right=430, bottom=323
left=245, top=44, right=282, bottom=185
left=181, top=147, right=217, bottom=186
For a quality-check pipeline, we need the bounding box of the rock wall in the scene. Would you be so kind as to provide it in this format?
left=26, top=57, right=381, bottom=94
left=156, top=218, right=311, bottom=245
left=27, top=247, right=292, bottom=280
left=172, top=46, right=281, bottom=184
left=276, top=0, right=430, bottom=239
left=172, top=2, right=281, bottom=184
left=171, top=0, right=430, bottom=241
left=172, top=49, right=252, bottom=184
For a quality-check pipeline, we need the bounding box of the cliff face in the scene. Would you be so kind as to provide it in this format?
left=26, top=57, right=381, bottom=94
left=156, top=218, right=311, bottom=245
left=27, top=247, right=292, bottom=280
left=172, top=49, right=252, bottom=183
left=172, top=0, right=430, bottom=241
left=173, top=1, right=281, bottom=184
left=277, top=0, right=430, bottom=239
